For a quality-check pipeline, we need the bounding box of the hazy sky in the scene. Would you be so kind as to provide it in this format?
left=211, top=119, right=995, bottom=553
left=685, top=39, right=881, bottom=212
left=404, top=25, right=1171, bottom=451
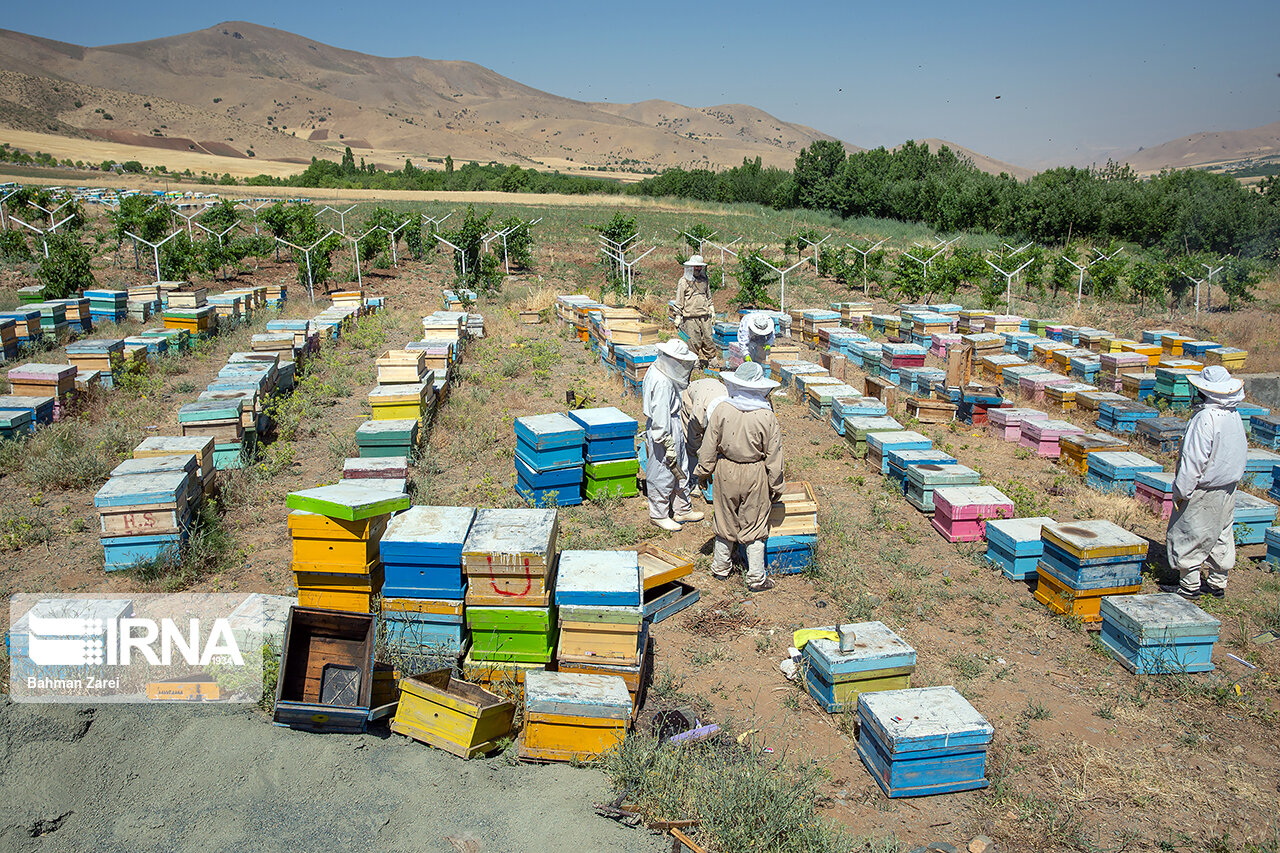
left=5, top=0, right=1278, bottom=168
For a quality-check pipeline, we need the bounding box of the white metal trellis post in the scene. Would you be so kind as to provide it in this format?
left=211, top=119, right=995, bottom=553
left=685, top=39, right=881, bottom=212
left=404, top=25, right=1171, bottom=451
left=846, top=239, right=887, bottom=295
left=321, top=205, right=357, bottom=235
left=236, top=200, right=271, bottom=234
left=0, top=188, right=18, bottom=230
left=1200, top=261, right=1224, bottom=315
left=758, top=256, right=810, bottom=312
left=381, top=220, right=411, bottom=267
left=986, top=257, right=1034, bottom=314
left=275, top=230, right=337, bottom=303
left=125, top=229, right=181, bottom=281
left=344, top=226, right=380, bottom=287
left=193, top=221, right=239, bottom=280
left=436, top=234, right=466, bottom=279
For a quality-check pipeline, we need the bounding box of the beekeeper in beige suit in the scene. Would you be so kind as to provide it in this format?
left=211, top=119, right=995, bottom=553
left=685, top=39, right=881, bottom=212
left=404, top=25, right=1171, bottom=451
left=680, top=376, right=728, bottom=502
left=695, top=362, right=784, bottom=592
left=674, top=255, right=717, bottom=366
left=1162, top=365, right=1248, bottom=600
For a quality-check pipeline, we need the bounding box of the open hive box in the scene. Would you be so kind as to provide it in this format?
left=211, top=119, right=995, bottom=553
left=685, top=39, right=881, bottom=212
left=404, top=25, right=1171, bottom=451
left=390, top=668, right=516, bottom=759
left=274, top=606, right=376, bottom=733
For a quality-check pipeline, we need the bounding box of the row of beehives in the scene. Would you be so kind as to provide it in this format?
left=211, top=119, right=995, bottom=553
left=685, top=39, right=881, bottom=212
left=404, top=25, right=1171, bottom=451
left=90, top=290, right=377, bottom=571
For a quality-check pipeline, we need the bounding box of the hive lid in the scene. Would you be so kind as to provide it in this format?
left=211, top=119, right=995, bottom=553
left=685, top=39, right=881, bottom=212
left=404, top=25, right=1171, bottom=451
left=463, top=508, right=558, bottom=557
left=383, top=505, right=477, bottom=545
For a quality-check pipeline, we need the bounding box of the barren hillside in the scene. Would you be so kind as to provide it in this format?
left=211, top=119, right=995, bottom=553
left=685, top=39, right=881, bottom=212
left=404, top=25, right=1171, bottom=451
left=1114, top=120, right=1280, bottom=174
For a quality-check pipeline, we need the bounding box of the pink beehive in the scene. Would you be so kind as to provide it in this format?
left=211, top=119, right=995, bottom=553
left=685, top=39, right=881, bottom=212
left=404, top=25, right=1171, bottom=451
left=931, top=485, right=1015, bottom=543
left=1019, top=372, right=1073, bottom=402
left=988, top=407, right=1049, bottom=442
left=1019, top=419, right=1085, bottom=458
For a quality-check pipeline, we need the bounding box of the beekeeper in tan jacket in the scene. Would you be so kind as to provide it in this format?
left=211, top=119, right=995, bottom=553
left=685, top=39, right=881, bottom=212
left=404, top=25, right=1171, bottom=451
left=695, top=362, right=784, bottom=591
left=675, top=255, right=717, bottom=366
left=680, top=376, right=728, bottom=502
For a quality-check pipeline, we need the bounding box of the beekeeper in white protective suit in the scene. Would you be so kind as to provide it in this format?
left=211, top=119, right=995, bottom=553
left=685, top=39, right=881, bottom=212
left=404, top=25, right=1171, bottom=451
left=737, top=312, right=776, bottom=365
left=674, top=255, right=717, bottom=366
left=1162, top=365, right=1248, bottom=600
left=643, top=339, right=702, bottom=532
left=696, top=362, right=784, bottom=592
left=680, top=376, right=728, bottom=502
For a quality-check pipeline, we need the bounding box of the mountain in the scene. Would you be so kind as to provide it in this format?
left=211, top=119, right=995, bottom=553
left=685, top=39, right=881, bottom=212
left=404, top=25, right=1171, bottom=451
left=0, top=22, right=1034, bottom=180
left=1112, top=120, right=1280, bottom=175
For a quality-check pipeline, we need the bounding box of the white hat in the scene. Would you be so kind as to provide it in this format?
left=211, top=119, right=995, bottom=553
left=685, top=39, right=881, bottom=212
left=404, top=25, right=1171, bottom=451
left=1188, top=365, right=1243, bottom=395
left=720, top=361, right=780, bottom=393
left=684, top=255, right=707, bottom=267
left=655, top=338, right=697, bottom=365
left=747, top=313, right=773, bottom=337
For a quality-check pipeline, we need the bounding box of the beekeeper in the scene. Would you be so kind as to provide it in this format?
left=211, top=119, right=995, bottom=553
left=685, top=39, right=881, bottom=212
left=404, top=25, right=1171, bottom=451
left=680, top=376, right=728, bottom=501
left=737, top=312, right=776, bottom=365
left=674, top=255, right=717, bottom=366
left=695, top=362, right=784, bottom=592
left=1163, top=365, right=1248, bottom=600
left=643, top=339, right=702, bottom=532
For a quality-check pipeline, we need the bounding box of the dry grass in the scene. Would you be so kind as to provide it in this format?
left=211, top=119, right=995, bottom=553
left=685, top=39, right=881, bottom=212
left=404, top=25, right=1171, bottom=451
left=1073, top=489, right=1144, bottom=530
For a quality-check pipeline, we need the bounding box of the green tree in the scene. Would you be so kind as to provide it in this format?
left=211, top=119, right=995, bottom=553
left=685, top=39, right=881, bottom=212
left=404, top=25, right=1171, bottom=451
left=36, top=233, right=95, bottom=298
left=1126, top=257, right=1163, bottom=313
left=892, top=253, right=927, bottom=303
left=733, top=249, right=779, bottom=308
left=497, top=215, right=534, bottom=270
left=1219, top=256, right=1260, bottom=310
left=1089, top=247, right=1128, bottom=301
left=0, top=230, right=32, bottom=263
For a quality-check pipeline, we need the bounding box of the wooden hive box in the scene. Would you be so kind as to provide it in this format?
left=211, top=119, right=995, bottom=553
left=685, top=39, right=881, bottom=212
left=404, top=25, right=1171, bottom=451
left=767, top=481, right=819, bottom=536
left=381, top=596, right=467, bottom=654
left=380, top=505, right=475, bottom=598
left=1134, top=471, right=1175, bottom=519
left=638, top=545, right=694, bottom=591
left=984, top=516, right=1056, bottom=580
left=514, top=413, right=586, bottom=471
left=168, top=289, right=207, bottom=309
left=356, top=418, right=420, bottom=458
left=274, top=606, right=375, bottom=733
left=368, top=382, right=429, bottom=421
left=295, top=566, right=384, bottom=613
left=556, top=550, right=641, bottom=608
left=1034, top=569, right=1140, bottom=623
left=867, top=431, right=931, bottom=475
left=567, top=406, right=639, bottom=463
left=857, top=686, right=993, bottom=798
left=519, top=671, right=631, bottom=762
left=886, top=449, right=958, bottom=493
left=343, top=456, right=410, bottom=481
left=178, top=399, right=244, bottom=443
left=905, top=396, right=956, bottom=424
left=376, top=349, right=428, bottom=384
left=390, top=668, right=516, bottom=759
left=1019, top=419, right=1084, bottom=458
left=931, top=486, right=1014, bottom=543
left=1099, top=593, right=1219, bottom=675
left=286, top=482, right=409, bottom=522
left=8, top=363, right=77, bottom=402
left=110, top=453, right=202, bottom=511
left=1085, top=450, right=1163, bottom=495
left=802, top=622, right=915, bottom=713
left=1234, top=492, right=1278, bottom=545
left=467, top=606, right=556, bottom=663
left=583, top=458, right=640, bottom=500
left=94, top=470, right=191, bottom=540
left=462, top=508, right=558, bottom=606
left=558, top=625, right=652, bottom=717
left=557, top=603, right=644, bottom=664
left=988, top=406, right=1048, bottom=442
left=134, top=435, right=215, bottom=489
left=905, top=463, right=980, bottom=513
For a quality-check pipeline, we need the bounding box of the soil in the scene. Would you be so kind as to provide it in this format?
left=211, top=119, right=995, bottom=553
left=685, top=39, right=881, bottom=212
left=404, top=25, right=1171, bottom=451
left=1, top=205, right=1278, bottom=853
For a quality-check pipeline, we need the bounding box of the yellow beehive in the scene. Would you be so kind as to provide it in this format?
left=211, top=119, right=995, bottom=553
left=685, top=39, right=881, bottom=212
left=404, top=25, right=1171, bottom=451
left=1033, top=569, right=1139, bottom=624
left=518, top=671, right=630, bottom=763
left=376, top=349, right=427, bottom=384
left=368, top=382, right=429, bottom=422
left=390, top=669, right=516, bottom=759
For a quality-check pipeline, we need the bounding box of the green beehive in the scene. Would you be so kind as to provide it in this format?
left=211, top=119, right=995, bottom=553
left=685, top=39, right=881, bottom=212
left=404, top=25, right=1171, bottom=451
left=467, top=606, right=557, bottom=663
left=583, top=458, right=639, bottom=499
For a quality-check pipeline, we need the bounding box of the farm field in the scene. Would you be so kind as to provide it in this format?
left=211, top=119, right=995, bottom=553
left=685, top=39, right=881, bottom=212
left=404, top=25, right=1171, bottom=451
left=1, top=196, right=1279, bottom=853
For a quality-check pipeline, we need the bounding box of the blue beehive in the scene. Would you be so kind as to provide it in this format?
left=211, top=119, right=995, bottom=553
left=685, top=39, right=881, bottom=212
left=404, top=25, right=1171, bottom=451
left=1271, top=463, right=1280, bottom=502
left=380, top=505, right=475, bottom=598
left=1244, top=449, right=1280, bottom=489
left=0, top=407, right=34, bottom=439
left=1237, top=404, right=1270, bottom=437
left=381, top=600, right=465, bottom=654
left=904, top=462, right=980, bottom=513
left=1252, top=415, right=1280, bottom=451
left=867, top=430, right=931, bottom=475
left=1233, top=493, right=1278, bottom=546
left=515, top=413, right=585, bottom=467
left=857, top=686, right=993, bottom=798
left=567, top=407, right=639, bottom=463
left=802, top=622, right=916, bottom=712
left=1099, top=593, right=1220, bottom=674
left=1086, top=451, right=1163, bottom=495
left=555, top=550, right=642, bottom=607
left=1038, top=520, right=1146, bottom=590
left=985, top=516, right=1056, bottom=581
left=831, top=396, right=887, bottom=435
left=1097, top=400, right=1159, bottom=433
left=1265, top=526, right=1280, bottom=569
left=757, top=533, right=817, bottom=574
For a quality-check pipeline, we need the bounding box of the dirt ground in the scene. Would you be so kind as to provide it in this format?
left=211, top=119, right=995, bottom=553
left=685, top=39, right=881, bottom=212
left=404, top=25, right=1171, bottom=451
left=1, top=203, right=1279, bottom=852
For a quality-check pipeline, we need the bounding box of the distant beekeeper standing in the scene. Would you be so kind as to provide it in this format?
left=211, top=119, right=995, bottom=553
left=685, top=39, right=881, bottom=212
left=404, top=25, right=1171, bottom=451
left=674, top=255, right=717, bottom=367
left=738, top=312, right=776, bottom=365
left=1162, top=365, right=1248, bottom=600
left=695, top=362, right=784, bottom=592
left=643, top=339, right=703, bottom=532
left=680, top=376, right=728, bottom=503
